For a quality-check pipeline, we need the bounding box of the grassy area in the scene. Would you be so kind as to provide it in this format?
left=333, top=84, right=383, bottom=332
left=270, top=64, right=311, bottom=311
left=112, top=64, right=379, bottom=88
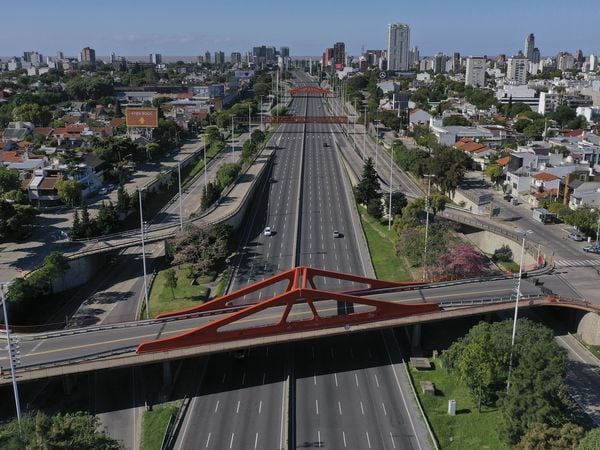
left=573, top=334, right=600, bottom=360
left=497, top=260, right=520, bottom=273
left=147, top=265, right=212, bottom=317
left=409, top=359, right=508, bottom=449
left=212, top=268, right=230, bottom=299
left=357, top=205, right=413, bottom=281
left=140, top=402, right=179, bottom=450
left=187, top=142, right=224, bottom=180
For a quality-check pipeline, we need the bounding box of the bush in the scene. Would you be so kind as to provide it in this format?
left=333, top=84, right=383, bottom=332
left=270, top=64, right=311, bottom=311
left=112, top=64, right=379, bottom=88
left=367, top=198, right=383, bottom=219
left=493, top=245, right=513, bottom=262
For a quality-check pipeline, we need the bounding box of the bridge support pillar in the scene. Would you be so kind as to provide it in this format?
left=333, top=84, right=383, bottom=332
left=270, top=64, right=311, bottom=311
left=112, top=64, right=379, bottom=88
left=411, top=324, right=422, bottom=349
left=162, top=361, right=172, bottom=387
left=62, top=375, right=73, bottom=396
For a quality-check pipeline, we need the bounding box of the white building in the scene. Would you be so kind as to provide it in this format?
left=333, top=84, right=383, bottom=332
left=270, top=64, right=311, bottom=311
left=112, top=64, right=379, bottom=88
left=465, top=57, right=486, bottom=88
left=569, top=181, right=600, bottom=210
left=507, top=57, right=528, bottom=84
left=387, top=23, right=410, bottom=71
left=496, top=85, right=539, bottom=110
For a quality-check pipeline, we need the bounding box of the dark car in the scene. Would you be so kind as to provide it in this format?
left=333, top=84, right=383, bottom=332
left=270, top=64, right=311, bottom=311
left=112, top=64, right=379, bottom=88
left=323, top=142, right=329, bottom=147
left=583, top=245, right=600, bottom=254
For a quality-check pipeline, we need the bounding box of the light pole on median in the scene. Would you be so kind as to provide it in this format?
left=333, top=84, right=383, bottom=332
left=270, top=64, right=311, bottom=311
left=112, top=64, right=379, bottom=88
left=203, top=133, right=207, bottom=195
left=259, top=95, right=264, bottom=130
left=507, top=230, right=533, bottom=392
left=1, top=282, right=22, bottom=427
left=363, top=108, right=367, bottom=161
left=388, top=144, right=394, bottom=230
left=177, top=161, right=183, bottom=231
left=138, top=188, right=150, bottom=320
left=231, top=116, right=235, bottom=162
left=422, top=174, right=436, bottom=281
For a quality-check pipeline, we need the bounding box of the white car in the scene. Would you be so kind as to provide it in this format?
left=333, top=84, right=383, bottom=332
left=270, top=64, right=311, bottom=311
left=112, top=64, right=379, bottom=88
left=264, top=227, right=272, bottom=236
left=98, top=188, right=108, bottom=195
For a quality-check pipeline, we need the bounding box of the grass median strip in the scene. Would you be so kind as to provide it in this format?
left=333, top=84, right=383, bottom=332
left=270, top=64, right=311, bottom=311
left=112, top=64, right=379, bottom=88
left=409, top=358, right=508, bottom=449
left=141, top=401, right=180, bottom=450
left=357, top=205, right=413, bottom=281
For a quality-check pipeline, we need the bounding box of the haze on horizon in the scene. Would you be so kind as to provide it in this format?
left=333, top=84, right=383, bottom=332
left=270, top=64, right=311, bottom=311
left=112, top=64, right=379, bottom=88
left=1, top=0, right=598, bottom=58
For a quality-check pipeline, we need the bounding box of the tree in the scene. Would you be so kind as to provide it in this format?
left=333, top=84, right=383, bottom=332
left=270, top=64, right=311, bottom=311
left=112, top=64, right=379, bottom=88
left=201, top=181, right=221, bottom=209
left=12, top=103, right=52, bottom=126
left=170, top=224, right=231, bottom=280
left=516, top=422, right=585, bottom=450
left=552, top=105, right=577, bottom=127
left=0, top=201, right=38, bottom=239
left=384, top=192, right=407, bottom=218
left=485, top=164, right=504, bottom=186
left=164, top=268, right=178, bottom=299
left=95, top=201, right=119, bottom=235
left=43, top=251, right=70, bottom=278
left=0, top=166, right=21, bottom=196
left=216, top=163, right=242, bottom=189
left=428, top=146, right=471, bottom=196
left=367, top=198, right=383, bottom=219
left=577, top=428, right=600, bottom=450
left=204, top=126, right=221, bottom=145
left=0, top=411, right=120, bottom=449
left=499, top=333, right=568, bottom=445
left=493, top=245, right=513, bottom=262
left=56, top=179, right=83, bottom=207
left=432, top=243, right=488, bottom=280
left=354, top=158, right=381, bottom=206
left=442, top=115, right=472, bottom=126
left=116, top=184, right=130, bottom=212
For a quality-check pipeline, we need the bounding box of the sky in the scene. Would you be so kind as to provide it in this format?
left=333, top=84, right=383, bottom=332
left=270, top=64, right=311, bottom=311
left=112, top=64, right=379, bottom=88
left=1, top=0, right=599, bottom=58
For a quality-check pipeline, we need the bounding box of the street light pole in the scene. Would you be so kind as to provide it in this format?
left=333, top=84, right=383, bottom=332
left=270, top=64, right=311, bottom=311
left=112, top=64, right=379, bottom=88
left=177, top=161, right=183, bottom=231
left=389, top=144, right=394, bottom=230
left=259, top=95, right=264, bottom=130
left=138, top=188, right=150, bottom=320
left=231, top=116, right=235, bottom=162
left=422, top=174, right=436, bottom=281
left=203, top=133, right=207, bottom=195
left=507, top=231, right=531, bottom=392
left=363, top=108, right=367, bottom=161
left=1, top=283, right=22, bottom=426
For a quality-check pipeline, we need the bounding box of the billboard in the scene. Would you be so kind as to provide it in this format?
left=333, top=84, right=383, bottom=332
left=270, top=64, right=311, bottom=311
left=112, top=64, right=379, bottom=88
left=125, top=108, right=158, bottom=128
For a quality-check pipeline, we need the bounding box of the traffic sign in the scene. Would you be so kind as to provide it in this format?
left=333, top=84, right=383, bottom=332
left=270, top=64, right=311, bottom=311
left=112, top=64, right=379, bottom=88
left=379, top=72, right=387, bottom=79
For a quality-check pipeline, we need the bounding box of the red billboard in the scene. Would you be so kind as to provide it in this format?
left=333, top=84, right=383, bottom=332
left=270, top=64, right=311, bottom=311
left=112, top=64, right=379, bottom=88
left=125, top=108, right=159, bottom=128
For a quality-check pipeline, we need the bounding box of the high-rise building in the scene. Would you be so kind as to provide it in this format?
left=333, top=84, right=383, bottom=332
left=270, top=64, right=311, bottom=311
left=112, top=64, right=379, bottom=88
left=56, top=51, right=64, bottom=60
left=434, top=52, right=446, bottom=74
left=557, top=52, right=575, bottom=71
left=149, top=53, right=162, bottom=65
left=575, top=49, right=585, bottom=65
left=589, top=54, right=598, bottom=72
left=387, top=23, right=410, bottom=71
left=80, top=47, right=96, bottom=65
left=532, top=48, right=541, bottom=64
left=230, top=52, right=242, bottom=65
left=333, top=42, right=345, bottom=67
left=524, top=33, right=535, bottom=61
left=279, top=46, right=290, bottom=58
left=323, top=47, right=334, bottom=67
left=214, top=51, right=225, bottom=65
left=507, top=56, right=528, bottom=84
left=465, top=57, right=486, bottom=88
left=204, top=51, right=211, bottom=64
left=452, top=52, right=461, bottom=72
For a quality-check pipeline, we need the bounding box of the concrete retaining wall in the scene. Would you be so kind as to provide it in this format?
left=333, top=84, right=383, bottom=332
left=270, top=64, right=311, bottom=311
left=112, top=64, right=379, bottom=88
left=577, top=312, right=600, bottom=345
left=52, top=253, right=107, bottom=293
left=463, top=229, right=537, bottom=268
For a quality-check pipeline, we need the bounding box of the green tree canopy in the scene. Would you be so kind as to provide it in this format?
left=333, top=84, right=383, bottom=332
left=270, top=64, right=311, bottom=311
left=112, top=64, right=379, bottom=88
left=56, top=179, right=83, bottom=207
left=516, top=422, right=585, bottom=450
left=12, top=103, right=52, bottom=126
left=354, top=158, right=381, bottom=206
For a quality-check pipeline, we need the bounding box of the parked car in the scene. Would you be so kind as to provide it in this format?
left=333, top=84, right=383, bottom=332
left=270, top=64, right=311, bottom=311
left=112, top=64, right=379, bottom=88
left=333, top=230, right=341, bottom=238
left=98, top=187, right=108, bottom=195
left=568, top=231, right=586, bottom=241
left=264, top=226, right=272, bottom=236
left=583, top=245, right=600, bottom=254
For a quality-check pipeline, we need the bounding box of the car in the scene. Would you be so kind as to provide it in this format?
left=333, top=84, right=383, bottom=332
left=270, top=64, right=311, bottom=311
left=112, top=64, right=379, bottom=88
left=98, top=188, right=108, bottom=195
left=323, top=142, right=329, bottom=147
left=568, top=231, right=586, bottom=241
left=333, top=230, right=341, bottom=238
left=264, top=227, right=272, bottom=236
left=583, top=245, right=600, bottom=254
left=107, top=184, right=115, bottom=190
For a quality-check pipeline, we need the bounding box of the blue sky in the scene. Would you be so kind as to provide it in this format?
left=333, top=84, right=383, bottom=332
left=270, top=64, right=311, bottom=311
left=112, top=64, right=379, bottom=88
left=1, top=0, right=599, bottom=57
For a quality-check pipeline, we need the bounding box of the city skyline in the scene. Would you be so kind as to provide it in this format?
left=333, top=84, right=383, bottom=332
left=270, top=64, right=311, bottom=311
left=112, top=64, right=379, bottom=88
left=1, top=0, right=600, bottom=58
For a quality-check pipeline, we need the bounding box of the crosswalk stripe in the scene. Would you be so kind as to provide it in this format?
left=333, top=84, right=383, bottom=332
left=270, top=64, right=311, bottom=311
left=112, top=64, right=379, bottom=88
left=555, top=259, right=600, bottom=267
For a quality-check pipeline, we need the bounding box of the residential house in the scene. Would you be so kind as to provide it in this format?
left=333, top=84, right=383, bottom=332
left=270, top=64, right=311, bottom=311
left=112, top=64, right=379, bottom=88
left=453, top=138, right=498, bottom=169
left=3, top=122, right=34, bottom=141
left=569, top=181, right=600, bottom=210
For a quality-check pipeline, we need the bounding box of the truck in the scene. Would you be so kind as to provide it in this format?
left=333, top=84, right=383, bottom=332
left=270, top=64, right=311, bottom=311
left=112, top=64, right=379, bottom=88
left=532, top=207, right=555, bottom=224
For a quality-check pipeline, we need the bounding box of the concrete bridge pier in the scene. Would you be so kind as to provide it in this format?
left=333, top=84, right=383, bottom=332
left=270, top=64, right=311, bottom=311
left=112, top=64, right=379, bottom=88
left=162, top=361, right=172, bottom=387
left=410, top=324, right=422, bottom=350
left=577, top=311, right=600, bottom=346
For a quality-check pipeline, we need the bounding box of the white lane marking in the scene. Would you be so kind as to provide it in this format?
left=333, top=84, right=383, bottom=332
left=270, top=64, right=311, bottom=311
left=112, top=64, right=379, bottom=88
left=315, top=399, right=319, bottom=415
left=318, top=430, right=321, bottom=446
left=334, top=373, right=339, bottom=387
left=314, top=373, right=317, bottom=385
left=355, top=373, right=359, bottom=387
left=342, top=431, right=347, bottom=447
left=390, top=432, right=397, bottom=449
left=382, top=402, right=387, bottom=416
left=338, top=401, right=343, bottom=415
left=229, top=433, right=234, bottom=449
left=236, top=400, right=240, bottom=414
left=254, top=432, right=259, bottom=449
left=366, top=431, right=372, bottom=449
left=279, top=378, right=286, bottom=450
left=214, top=400, right=219, bottom=413
left=374, top=374, right=380, bottom=388
left=360, top=401, right=365, bottom=415
left=205, top=432, right=211, bottom=448
left=557, top=335, right=586, bottom=363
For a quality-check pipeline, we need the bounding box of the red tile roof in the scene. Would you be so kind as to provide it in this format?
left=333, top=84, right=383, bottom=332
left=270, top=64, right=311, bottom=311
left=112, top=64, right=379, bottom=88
left=496, top=156, right=511, bottom=166
left=532, top=172, right=560, bottom=182
left=0, top=151, right=23, bottom=163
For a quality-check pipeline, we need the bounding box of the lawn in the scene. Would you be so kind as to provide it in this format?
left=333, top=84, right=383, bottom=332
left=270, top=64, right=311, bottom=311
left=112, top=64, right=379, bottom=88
left=497, top=260, right=520, bottom=273
left=146, top=265, right=212, bottom=317
left=140, top=402, right=179, bottom=450
left=409, top=359, right=508, bottom=450
left=357, top=205, right=413, bottom=281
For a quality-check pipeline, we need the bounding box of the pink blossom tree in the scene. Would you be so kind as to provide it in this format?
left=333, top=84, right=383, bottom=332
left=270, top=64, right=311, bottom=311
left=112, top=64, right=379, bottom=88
left=432, top=243, right=488, bottom=280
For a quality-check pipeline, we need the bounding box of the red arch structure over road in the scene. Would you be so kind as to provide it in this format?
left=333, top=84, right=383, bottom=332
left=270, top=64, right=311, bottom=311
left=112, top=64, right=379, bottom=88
left=289, top=86, right=331, bottom=95
left=137, top=267, right=434, bottom=353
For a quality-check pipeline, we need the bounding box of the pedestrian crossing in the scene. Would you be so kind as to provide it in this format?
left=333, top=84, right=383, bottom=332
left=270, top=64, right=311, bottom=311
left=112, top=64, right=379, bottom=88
left=554, top=258, right=600, bottom=267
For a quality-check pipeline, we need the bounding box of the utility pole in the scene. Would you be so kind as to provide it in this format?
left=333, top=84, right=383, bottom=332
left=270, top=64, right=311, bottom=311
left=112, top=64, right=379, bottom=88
left=422, top=174, right=436, bottom=281
left=1, top=283, right=22, bottom=427
left=178, top=161, right=183, bottom=230
left=231, top=116, right=235, bottom=162
left=138, top=188, right=150, bottom=320
left=203, top=133, right=207, bottom=195
left=388, top=144, right=394, bottom=230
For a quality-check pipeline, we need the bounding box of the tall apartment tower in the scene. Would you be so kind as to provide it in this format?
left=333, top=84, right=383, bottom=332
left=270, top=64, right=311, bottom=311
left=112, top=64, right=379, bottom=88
left=524, top=34, right=535, bottom=61
left=465, top=57, right=486, bottom=87
left=507, top=56, right=528, bottom=84
left=387, top=23, right=410, bottom=71
left=204, top=51, right=211, bottom=64
left=333, top=42, right=346, bottom=67
left=80, top=47, right=96, bottom=65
